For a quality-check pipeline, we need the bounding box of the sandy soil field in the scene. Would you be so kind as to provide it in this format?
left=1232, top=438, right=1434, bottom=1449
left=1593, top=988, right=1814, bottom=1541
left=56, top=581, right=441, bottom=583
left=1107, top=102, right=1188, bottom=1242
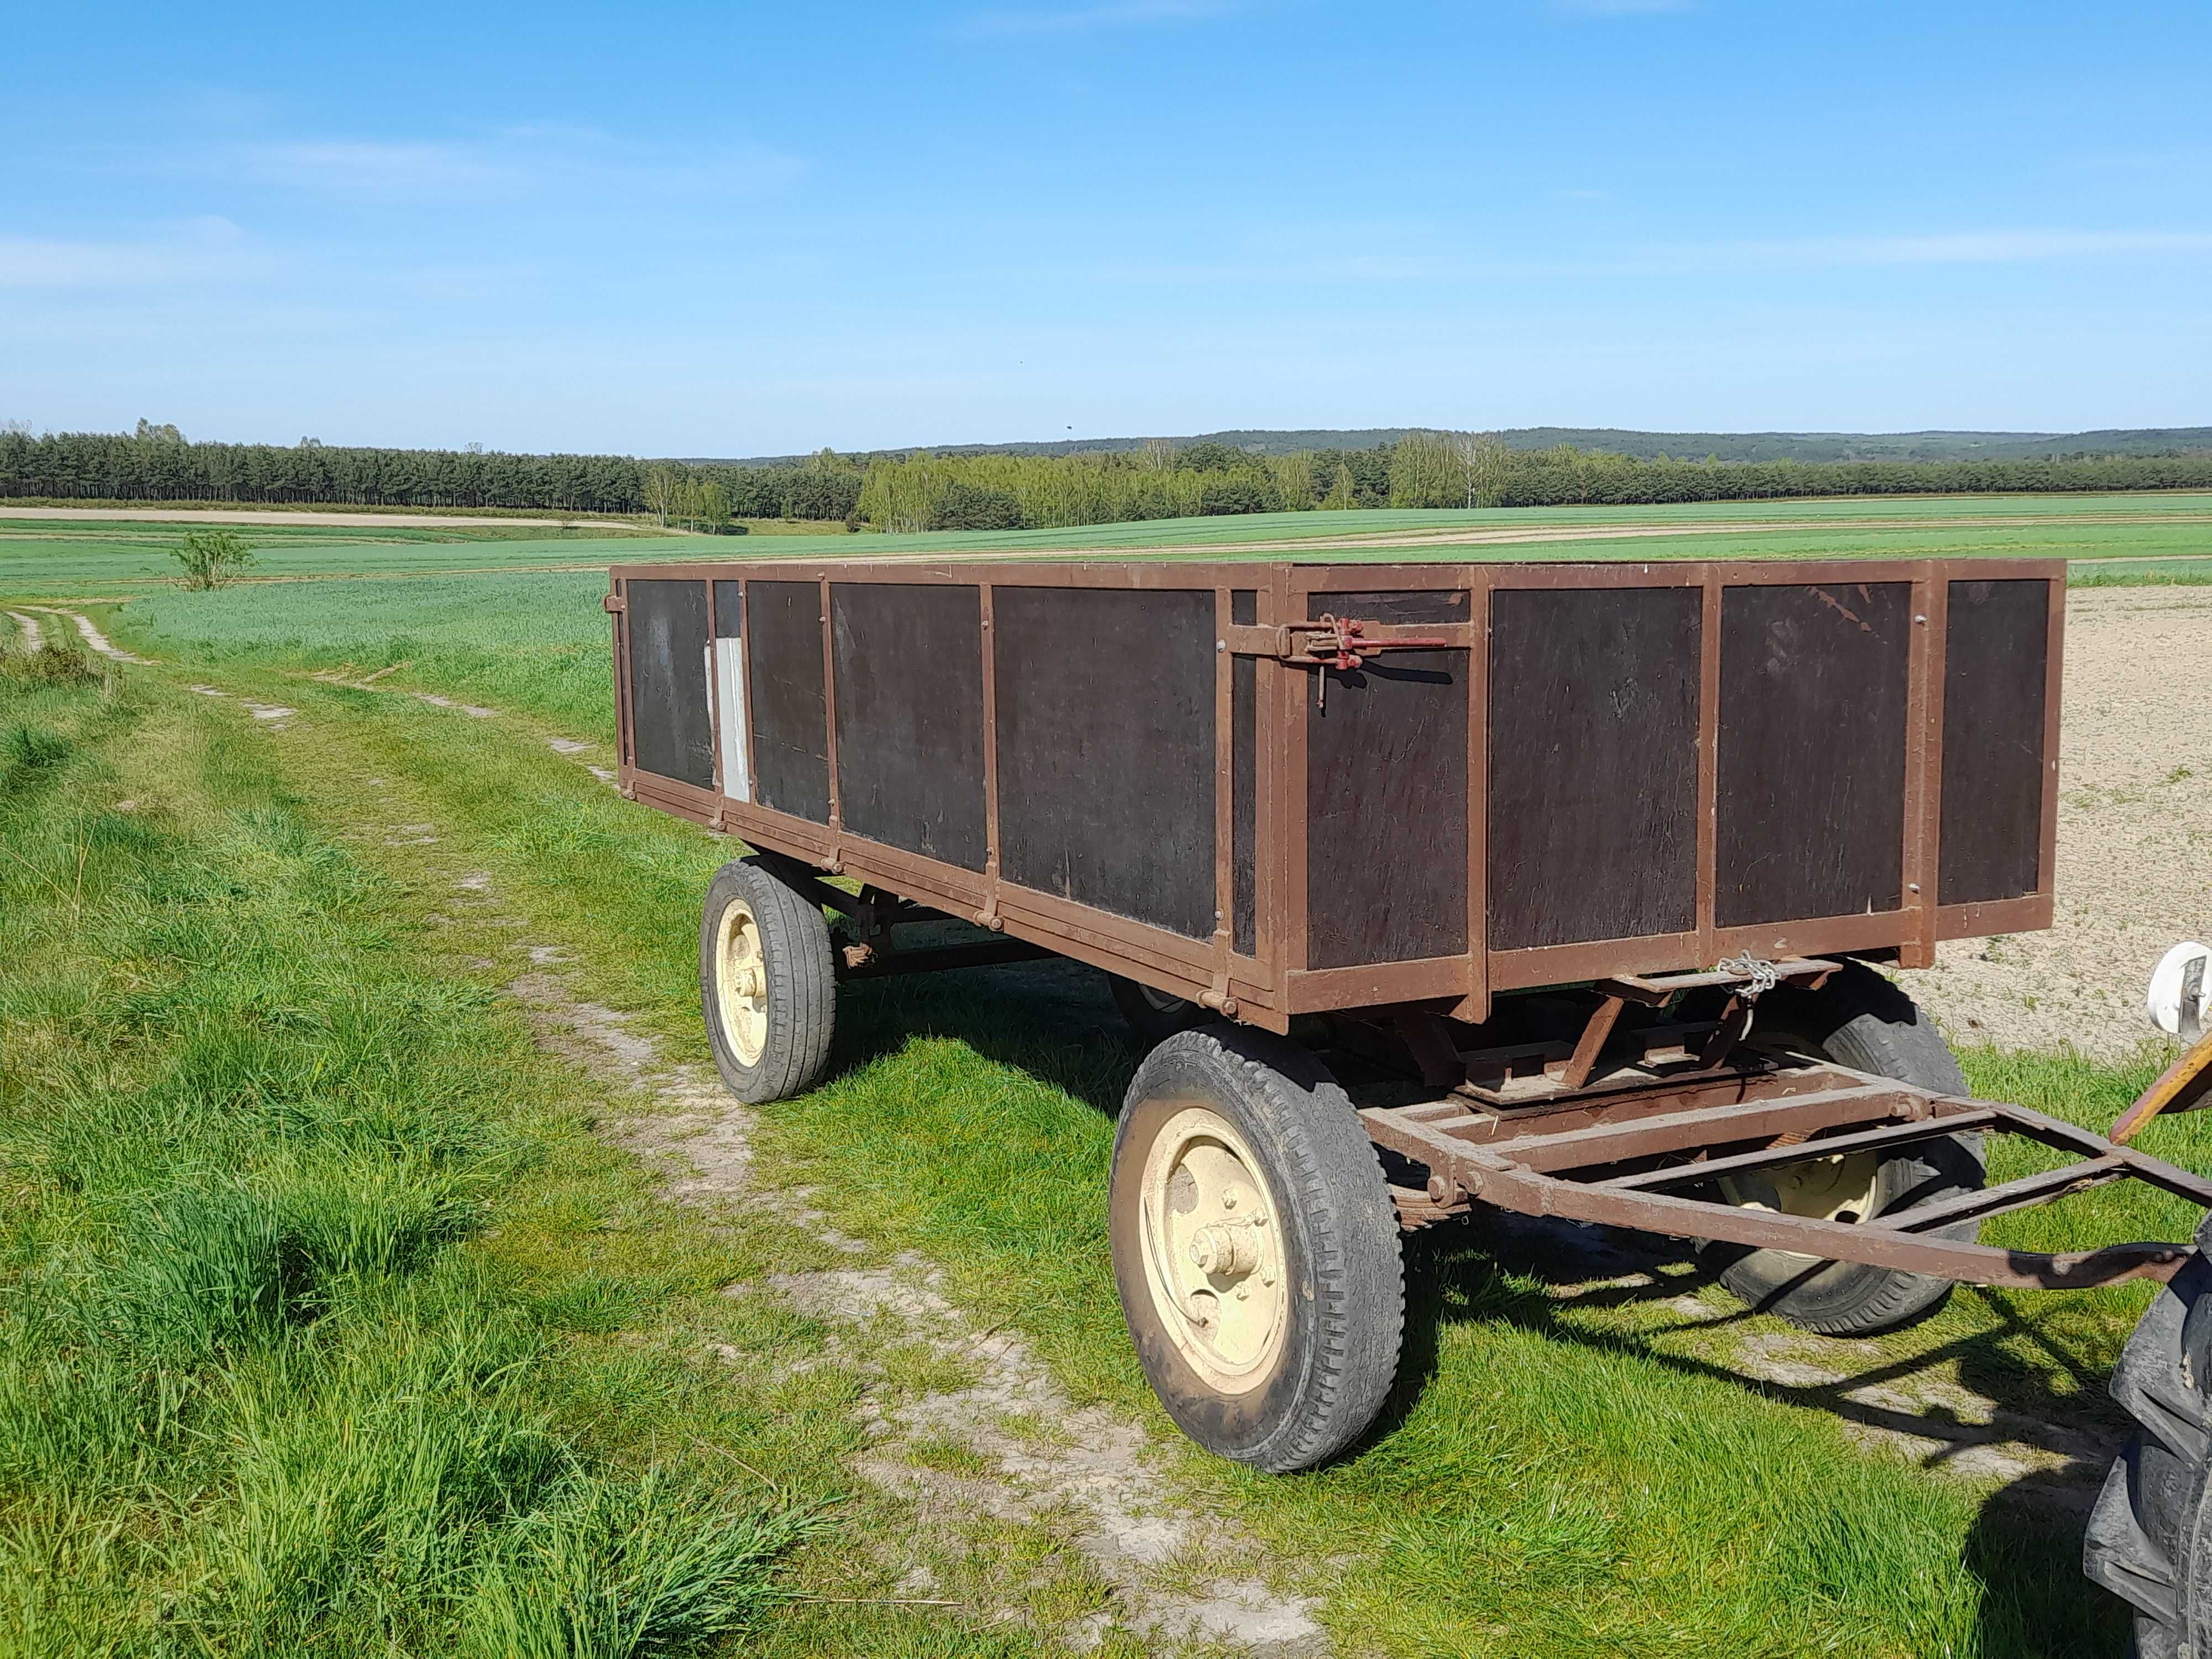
left=1912, top=585, right=2212, bottom=1058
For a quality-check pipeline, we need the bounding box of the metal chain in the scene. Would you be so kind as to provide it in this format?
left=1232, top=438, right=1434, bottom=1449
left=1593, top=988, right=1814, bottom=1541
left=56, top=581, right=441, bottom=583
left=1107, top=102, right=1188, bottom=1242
left=1717, top=951, right=1780, bottom=999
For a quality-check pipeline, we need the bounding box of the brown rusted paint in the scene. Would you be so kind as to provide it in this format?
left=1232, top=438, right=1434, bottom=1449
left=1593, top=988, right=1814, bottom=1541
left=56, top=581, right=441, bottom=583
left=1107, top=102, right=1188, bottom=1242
left=1897, top=564, right=1944, bottom=969
left=1366, top=1059, right=2212, bottom=1283
left=1457, top=568, right=1493, bottom=1025
left=978, top=581, right=1003, bottom=927
left=612, top=554, right=2063, bottom=1032
left=1212, top=586, right=1235, bottom=1001
left=1557, top=995, right=1625, bottom=1092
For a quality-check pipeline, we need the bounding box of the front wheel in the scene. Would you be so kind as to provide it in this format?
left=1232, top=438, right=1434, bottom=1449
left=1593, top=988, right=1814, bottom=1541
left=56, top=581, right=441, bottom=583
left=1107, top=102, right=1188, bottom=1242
left=699, top=858, right=836, bottom=1104
left=1109, top=1026, right=1404, bottom=1472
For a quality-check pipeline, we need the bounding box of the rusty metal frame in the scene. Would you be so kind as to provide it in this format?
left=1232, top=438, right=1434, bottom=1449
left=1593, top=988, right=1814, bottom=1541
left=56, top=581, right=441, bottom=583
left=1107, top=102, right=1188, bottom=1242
left=608, top=554, right=2064, bottom=1029
left=1363, top=1058, right=2212, bottom=1289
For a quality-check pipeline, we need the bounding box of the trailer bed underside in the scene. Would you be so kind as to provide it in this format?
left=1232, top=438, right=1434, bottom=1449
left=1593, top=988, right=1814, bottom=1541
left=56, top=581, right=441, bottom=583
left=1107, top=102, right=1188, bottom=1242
left=1363, top=1051, right=2212, bottom=1288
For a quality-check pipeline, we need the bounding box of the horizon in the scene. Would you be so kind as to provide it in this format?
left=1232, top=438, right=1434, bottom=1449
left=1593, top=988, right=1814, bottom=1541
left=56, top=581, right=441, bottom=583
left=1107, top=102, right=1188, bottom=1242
left=6, top=2, right=2209, bottom=455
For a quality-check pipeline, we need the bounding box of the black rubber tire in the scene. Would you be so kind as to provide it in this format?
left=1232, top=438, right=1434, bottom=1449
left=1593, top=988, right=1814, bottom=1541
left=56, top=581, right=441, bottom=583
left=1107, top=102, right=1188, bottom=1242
left=698, top=858, right=836, bottom=1104
left=1108, top=974, right=1211, bottom=1049
left=1710, top=959, right=1985, bottom=1335
left=2085, top=1245, right=2212, bottom=1656
left=1109, top=1025, right=1404, bottom=1473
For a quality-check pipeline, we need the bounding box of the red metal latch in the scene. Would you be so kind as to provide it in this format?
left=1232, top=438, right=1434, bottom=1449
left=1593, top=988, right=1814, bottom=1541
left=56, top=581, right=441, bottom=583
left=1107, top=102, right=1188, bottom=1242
left=1288, top=614, right=1450, bottom=671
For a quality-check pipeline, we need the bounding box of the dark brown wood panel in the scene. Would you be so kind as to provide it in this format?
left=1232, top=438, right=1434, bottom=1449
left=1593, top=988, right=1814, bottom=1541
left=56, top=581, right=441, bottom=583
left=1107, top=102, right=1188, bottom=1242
left=745, top=580, right=830, bottom=823
left=626, top=578, right=714, bottom=790
left=831, top=583, right=988, bottom=871
left=1232, top=590, right=1257, bottom=955
left=1717, top=581, right=1910, bottom=927
left=1940, top=577, right=2051, bottom=905
left=1486, top=587, right=1701, bottom=950
left=994, top=586, right=1216, bottom=939
left=1308, top=588, right=1469, bottom=969
left=712, top=580, right=742, bottom=638
left=1323, top=589, right=1472, bottom=626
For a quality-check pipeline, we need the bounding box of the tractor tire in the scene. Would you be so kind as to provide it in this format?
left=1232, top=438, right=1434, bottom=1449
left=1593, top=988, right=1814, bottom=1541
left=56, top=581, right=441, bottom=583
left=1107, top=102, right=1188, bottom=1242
left=2084, top=1246, right=2212, bottom=1656
left=699, top=858, right=836, bottom=1104
left=1109, top=974, right=1212, bottom=1050
left=1109, top=1025, right=1404, bottom=1473
left=1710, top=959, right=1986, bottom=1335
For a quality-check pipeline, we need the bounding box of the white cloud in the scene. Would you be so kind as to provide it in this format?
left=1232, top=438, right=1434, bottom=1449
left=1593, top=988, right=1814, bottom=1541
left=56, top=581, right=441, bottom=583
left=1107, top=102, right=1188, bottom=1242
left=1092, top=227, right=2212, bottom=285
left=236, top=140, right=515, bottom=194
left=157, top=129, right=800, bottom=202
left=0, top=221, right=265, bottom=290
left=1552, top=0, right=1697, bottom=14
left=962, top=0, right=1238, bottom=36
left=1661, top=229, right=2212, bottom=271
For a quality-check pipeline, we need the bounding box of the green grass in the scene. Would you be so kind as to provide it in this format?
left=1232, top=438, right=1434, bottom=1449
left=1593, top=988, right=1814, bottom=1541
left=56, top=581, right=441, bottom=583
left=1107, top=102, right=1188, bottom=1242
left=0, top=484, right=2189, bottom=753
left=0, top=667, right=844, bottom=1655
left=8, top=488, right=2212, bottom=604
left=7, top=496, right=2208, bottom=1653
left=111, top=648, right=2184, bottom=1655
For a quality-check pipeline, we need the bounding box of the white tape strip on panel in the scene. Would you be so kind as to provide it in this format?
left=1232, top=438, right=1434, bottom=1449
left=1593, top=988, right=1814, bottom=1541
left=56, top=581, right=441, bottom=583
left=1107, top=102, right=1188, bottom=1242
left=712, top=637, right=751, bottom=803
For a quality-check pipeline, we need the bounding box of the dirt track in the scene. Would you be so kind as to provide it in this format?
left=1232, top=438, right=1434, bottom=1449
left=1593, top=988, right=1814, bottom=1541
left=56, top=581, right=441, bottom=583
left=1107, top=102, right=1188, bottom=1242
left=1913, top=585, right=2212, bottom=1058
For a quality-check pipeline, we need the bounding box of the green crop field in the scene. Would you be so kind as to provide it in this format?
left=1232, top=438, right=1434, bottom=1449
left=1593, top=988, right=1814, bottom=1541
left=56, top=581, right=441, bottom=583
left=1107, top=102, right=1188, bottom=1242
left=3, top=494, right=2206, bottom=1655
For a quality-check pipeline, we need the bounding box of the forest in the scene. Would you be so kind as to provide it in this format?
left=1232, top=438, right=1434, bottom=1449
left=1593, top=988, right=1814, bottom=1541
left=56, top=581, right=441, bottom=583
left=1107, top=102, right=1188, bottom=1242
left=6, top=425, right=2211, bottom=533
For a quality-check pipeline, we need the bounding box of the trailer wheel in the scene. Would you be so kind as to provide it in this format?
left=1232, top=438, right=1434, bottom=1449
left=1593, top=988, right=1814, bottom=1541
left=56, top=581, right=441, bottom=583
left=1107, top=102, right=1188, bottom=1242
left=2084, top=1249, right=2212, bottom=1654
left=698, top=858, right=836, bottom=1104
left=1710, top=961, right=1985, bottom=1335
left=1109, top=1026, right=1404, bottom=1472
left=1108, top=975, right=1211, bottom=1049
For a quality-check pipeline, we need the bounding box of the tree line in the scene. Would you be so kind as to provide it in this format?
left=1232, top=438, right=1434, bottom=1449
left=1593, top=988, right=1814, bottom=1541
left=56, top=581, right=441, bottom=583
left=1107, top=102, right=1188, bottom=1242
left=6, top=425, right=2210, bottom=531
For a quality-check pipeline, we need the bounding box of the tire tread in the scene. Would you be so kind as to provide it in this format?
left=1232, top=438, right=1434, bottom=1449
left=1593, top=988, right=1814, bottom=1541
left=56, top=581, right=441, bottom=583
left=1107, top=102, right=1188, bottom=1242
left=699, top=858, right=836, bottom=1104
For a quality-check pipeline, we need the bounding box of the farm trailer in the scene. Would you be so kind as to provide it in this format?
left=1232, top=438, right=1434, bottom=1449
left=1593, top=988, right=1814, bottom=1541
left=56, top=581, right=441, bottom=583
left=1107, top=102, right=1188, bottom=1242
left=606, top=555, right=2212, bottom=1645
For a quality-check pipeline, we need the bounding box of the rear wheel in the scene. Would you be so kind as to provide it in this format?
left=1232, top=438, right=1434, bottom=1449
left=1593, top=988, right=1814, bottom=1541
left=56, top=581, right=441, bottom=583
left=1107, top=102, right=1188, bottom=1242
left=1711, top=960, right=1985, bottom=1335
left=1109, top=1026, right=1403, bottom=1472
left=2085, top=1249, right=2212, bottom=1656
left=699, top=858, right=836, bottom=1104
left=1109, top=974, right=1211, bottom=1049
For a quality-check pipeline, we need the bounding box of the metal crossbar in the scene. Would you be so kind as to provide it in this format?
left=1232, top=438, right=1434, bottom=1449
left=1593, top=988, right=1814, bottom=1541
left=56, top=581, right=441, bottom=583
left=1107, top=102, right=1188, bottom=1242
left=1363, top=1060, right=2212, bottom=1290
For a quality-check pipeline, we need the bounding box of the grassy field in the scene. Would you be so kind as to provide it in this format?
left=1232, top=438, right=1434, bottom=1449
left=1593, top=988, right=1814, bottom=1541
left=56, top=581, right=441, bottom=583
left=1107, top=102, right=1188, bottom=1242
left=5, top=494, right=2208, bottom=1655
left=9, top=489, right=2212, bottom=599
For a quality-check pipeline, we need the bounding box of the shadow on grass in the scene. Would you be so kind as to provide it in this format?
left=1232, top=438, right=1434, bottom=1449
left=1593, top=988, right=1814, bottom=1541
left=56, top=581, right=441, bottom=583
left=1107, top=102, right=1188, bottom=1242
left=1402, top=1219, right=2130, bottom=1654
left=813, top=956, right=2133, bottom=1652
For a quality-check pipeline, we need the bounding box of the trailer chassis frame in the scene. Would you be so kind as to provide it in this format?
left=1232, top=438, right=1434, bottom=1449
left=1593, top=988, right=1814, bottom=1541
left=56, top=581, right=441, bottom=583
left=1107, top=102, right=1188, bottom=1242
left=1363, top=1051, right=2212, bottom=1290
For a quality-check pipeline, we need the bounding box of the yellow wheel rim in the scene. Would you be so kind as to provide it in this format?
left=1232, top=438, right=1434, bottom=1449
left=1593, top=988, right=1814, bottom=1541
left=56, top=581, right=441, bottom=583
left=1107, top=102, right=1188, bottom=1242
left=1719, top=1151, right=1884, bottom=1263
left=714, top=898, right=769, bottom=1066
left=1137, top=1104, right=1288, bottom=1394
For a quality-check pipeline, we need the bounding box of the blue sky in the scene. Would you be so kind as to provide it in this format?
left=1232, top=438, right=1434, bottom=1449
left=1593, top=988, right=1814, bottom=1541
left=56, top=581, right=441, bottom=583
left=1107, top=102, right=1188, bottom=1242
left=4, top=1, right=2209, bottom=456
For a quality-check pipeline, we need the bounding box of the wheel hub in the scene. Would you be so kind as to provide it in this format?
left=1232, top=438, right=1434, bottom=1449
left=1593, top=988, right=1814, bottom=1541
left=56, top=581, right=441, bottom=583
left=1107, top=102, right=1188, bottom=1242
left=1720, top=1150, right=1884, bottom=1261
left=1137, top=1105, right=1287, bottom=1392
left=714, top=900, right=769, bottom=1066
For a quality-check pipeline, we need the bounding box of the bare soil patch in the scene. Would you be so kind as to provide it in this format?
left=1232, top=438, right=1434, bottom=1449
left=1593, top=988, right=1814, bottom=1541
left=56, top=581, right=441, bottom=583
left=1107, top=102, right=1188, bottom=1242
left=506, top=938, right=1326, bottom=1653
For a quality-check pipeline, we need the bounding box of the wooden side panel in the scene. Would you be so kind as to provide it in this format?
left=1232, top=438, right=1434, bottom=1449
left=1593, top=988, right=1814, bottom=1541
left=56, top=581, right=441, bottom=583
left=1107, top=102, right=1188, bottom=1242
left=625, top=578, right=714, bottom=790
left=1940, top=577, right=2051, bottom=905
left=831, top=583, right=988, bottom=871
left=745, top=579, right=831, bottom=824
left=1717, top=581, right=1910, bottom=927
left=1328, top=589, right=1472, bottom=627
left=712, top=580, right=743, bottom=639
left=1232, top=589, right=1258, bottom=956
left=994, top=587, right=1217, bottom=939
left=1307, top=591, right=1469, bottom=969
left=1486, top=587, right=1701, bottom=950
